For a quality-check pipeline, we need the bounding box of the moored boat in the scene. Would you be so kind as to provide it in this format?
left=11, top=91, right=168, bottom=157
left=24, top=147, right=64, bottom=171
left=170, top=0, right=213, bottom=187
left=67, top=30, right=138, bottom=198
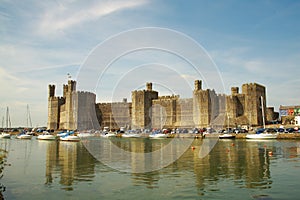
left=60, top=135, right=80, bottom=142
left=149, top=130, right=168, bottom=139
left=246, top=96, right=278, bottom=140
left=77, top=130, right=95, bottom=138
left=0, top=132, right=11, bottom=139
left=59, top=130, right=80, bottom=142
left=246, top=133, right=278, bottom=139
left=219, top=133, right=236, bottom=139
left=149, top=133, right=168, bottom=139
left=101, top=132, right=117, bottom=137
left=37, top=131, right=57, bottom=140
left=122, top=133, right=141, bottom=138
left=16, top=131, right=33, bottom=139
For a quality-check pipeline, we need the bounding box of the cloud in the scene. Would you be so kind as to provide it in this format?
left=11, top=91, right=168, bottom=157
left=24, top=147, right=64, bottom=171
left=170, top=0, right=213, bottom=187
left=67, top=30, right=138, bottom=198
left=37, top=0, right=149, bottom=37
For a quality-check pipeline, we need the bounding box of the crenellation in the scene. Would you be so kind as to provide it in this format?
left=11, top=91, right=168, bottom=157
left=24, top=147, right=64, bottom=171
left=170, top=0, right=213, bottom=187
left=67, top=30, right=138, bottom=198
left=48, top=79, right=278, bottom=131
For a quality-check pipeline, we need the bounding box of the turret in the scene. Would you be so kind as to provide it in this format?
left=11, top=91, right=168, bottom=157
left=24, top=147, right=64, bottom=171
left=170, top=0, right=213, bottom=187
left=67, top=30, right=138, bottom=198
left=231, top=87, right=239, bottom=95
left=194, top=80, right=202, bottom=91
left=48, top=85, right=55, bottom=98
left=146, top=82, right=152, bottom=91
left=68, top=80, right=76, bottom=92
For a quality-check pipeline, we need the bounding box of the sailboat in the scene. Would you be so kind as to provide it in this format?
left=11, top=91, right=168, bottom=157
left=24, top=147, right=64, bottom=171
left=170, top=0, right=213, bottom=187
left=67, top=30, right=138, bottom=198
left=149, top=107, right=168, bottom=139
left=100, top=114, right=117, bottom=137
left=246, top=96, right=278, bottom=139
left=0, top=107, right=11, bottom=139
left=219, top=114, right=236, bottom=139
left=16, top=105, right=33, bottom=139
left=59, top=130, right=80, bottom=142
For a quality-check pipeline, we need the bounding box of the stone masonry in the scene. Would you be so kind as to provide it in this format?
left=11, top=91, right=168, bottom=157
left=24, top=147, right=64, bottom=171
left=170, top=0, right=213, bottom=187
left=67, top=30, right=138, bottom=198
left=47, top=80, right=278, bottom=130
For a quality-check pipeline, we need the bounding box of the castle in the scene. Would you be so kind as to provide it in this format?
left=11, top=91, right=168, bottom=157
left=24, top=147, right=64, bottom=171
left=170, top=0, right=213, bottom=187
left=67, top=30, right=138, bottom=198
left=47, top=80, right=279, bottom=131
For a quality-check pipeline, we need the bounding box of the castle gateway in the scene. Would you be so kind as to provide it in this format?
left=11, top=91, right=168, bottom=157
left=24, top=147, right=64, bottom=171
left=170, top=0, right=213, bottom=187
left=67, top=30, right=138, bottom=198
left=47, top=80, right=278, bottom=130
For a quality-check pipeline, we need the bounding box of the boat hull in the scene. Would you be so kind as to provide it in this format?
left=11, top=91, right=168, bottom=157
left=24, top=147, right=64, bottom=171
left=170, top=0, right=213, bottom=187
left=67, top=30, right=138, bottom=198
left=101, top=133, right=117, bottom=137
left=16, top=134, right=33, bottom=139
left=0, top=133, right=11, bottom=139
left=149, top=134, right=168, bottom=139
left=219, top=134, right=236, bottom=139
left=60, top=136, right=80, bottom=142
left=122, top=134, right=141, bottom=138
left=246, top=133, right=278, bottom=139
left=37, top=135, right=57, bottom=140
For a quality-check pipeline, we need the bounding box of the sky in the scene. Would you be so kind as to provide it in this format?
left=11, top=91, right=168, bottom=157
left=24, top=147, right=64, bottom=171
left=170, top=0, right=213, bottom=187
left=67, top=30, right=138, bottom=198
left=0, top=0, right=300, bottom=127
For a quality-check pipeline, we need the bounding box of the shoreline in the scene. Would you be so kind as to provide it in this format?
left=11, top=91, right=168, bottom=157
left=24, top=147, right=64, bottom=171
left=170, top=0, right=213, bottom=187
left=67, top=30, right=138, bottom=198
left=204, top=133, right=300, bottom=139
left=5, top=131, right=300, bottom=140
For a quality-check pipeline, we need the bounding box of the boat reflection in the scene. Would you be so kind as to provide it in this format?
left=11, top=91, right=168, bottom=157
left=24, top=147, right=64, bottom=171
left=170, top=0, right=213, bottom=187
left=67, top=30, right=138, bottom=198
left=42, top=138, right=300, bottom=192
left=44, top=141, right=97, bottom=190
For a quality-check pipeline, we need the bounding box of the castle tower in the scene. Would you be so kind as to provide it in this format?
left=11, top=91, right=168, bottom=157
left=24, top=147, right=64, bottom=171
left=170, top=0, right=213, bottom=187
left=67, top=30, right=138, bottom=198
left=61, top=80, right=77, bottom=130
left=47, top=84, right=64, bottom=130
left=242, top=83, right=266, bottom=126
left=131, top=82, right=158, bottom=129
left=225, top=85, right=248, bottom=128
left=193, top=80, right=216, bottom=127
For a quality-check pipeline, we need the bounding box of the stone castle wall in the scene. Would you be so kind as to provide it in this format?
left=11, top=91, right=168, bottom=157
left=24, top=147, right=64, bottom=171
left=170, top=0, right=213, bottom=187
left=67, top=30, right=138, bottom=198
left=73, top=91, right=100, bottom=131
left=96, top=101, right=132, bottom=130
left=47, top=80, right=279, bottom=130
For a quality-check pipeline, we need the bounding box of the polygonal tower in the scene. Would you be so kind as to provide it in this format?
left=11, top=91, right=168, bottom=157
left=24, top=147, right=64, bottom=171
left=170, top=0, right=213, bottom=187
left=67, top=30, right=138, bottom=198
left=242, top=83, right=266, bottom=126
left=131, top=82, right=158, bottom=129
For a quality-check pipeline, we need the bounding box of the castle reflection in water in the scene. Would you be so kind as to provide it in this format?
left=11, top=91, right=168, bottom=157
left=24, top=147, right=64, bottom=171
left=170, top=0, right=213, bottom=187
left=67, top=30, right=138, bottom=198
left=44, top=139, right=300, bottom=190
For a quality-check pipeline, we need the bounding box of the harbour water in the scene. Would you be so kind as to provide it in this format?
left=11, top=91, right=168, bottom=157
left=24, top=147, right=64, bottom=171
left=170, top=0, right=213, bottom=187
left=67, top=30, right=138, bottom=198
left=0, top=137, right=300, bottom=199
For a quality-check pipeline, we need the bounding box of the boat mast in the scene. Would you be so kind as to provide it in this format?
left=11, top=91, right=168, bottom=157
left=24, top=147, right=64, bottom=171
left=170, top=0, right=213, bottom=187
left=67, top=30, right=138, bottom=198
left=110, top=113, right=112, bottom=131
left=227, top=114, right=229, bottom=131
left=6, top=107, right=9, bottom=130
left=261, top=96, right=266, bottom=129
left=160, top=106, right=163, bottom=130
left=1, top=116, right=4, bottom=129
left=27, top=104, right=32, bottom=128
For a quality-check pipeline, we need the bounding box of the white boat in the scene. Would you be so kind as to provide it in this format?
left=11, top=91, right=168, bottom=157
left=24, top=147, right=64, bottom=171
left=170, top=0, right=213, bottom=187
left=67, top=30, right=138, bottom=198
left=57, top=131, right=68, bottom=137
left=122, top=133, right=141, bottom=138
left=246, top=96, right=278, bottom=140
left=37, top=132, right=57, bottom=140
left=77, top=131, right=95, bottom=138
left=219, top=134, right=236, bottom=139
left=149, top=133, right=168, bottom=139
left=16, top=132, right=33, bottom=139
left=246, top=133, right=278, bottom=139
left=0, top=132, right=11, bottom=139
left=60, top=135, right=80, bottom=142
left=101, top=132, right=117, bottom=137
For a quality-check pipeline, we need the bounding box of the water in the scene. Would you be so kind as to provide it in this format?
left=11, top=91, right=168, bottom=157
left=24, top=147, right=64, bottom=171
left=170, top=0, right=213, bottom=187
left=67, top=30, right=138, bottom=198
left=0, top=137, right=300, bottom=199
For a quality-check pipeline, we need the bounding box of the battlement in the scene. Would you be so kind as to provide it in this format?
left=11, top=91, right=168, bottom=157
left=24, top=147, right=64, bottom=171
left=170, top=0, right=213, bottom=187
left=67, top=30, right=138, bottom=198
left=48, top=79, right=274, bottom=130
left=231, top=87, right=239, bottom=95
left=194, top=80, right=202, bottom=91
left=49, top=96, right=65, bottom=101
left=76, top=91, right=96, bottom=96
left=146, top=82, right=153, bottom=91
left=218, top=94, right=226, bottom=98
left=158, top=95, right=179, bottom=100
left=48, top=84, right=55, bottom=97
left=97, top=101, right=132, bottom=106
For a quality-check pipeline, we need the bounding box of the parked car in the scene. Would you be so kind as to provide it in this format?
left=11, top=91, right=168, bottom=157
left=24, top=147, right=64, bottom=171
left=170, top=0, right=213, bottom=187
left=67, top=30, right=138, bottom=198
left=255, top=128, right=265, bottom=134
left=233, top=128, right=248, bottom=133
left=285, top=128, right=295, bottom=133
left=277, top=128, right=285, bottom=133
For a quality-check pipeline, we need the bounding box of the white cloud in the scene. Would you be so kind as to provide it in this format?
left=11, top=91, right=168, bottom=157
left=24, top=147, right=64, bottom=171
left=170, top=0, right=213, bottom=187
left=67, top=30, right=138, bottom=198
left=37, top=0, right=149, bottom=37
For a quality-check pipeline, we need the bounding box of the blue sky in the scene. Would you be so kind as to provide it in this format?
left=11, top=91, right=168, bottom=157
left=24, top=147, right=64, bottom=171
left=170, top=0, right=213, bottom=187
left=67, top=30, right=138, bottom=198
left=0, top=0, right=300, bottom=127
